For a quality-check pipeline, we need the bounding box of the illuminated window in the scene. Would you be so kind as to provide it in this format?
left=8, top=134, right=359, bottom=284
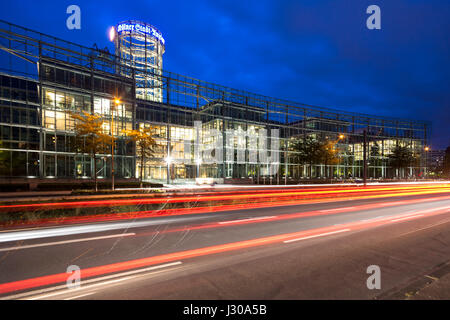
left=55, top=93, right=65, bottom=109
left=44, top=110, right=55, bottom=129
left=55, top=111, right=65, bottom=130
left=44, top=89, right=55, bottom=106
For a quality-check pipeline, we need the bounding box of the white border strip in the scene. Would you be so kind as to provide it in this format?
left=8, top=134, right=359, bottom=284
left=283, top=229, right=351, bottom=243
left=2, top=261, right=182, bottom=300
left=0, top=233, right=136, bottom=252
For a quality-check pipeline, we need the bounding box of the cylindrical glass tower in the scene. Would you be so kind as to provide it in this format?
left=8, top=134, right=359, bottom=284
left=113, top=20, right=165, bottom=102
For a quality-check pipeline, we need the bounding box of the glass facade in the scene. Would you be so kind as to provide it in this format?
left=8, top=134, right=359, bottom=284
left=0, top=20, right=431, bottom=184
left=114, top=20, right=165, bottom=102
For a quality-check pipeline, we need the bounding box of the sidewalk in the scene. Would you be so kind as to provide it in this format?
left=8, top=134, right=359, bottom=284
left=409, top=273, right=450, bottom=299
left=0, top=191, right=72, bottom=198
left=409, top=263, right=450, bottom=300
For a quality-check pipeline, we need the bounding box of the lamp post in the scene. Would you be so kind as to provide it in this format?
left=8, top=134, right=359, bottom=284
left=363, top=129, right=367, bottom=186
left=424, top=146, right=430, bottom=179
left=196, top=158, right=202, bottom=179
left=329, top=134, right=345, bottom=180
left=111, top=98, right=120, bottom=191
left=337, top=134, right=345, bottom=178
left=165, top=155, right=172, bottom=185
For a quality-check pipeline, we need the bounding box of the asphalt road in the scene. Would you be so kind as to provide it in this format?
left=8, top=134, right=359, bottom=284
left=0, top=190, right=449, bottom=300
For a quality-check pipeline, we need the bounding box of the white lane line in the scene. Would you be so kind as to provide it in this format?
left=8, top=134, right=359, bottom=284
left=218, top=216, right=277, bottom=224
left=360, top=215, right=385, bottom=222
left=28, top=276, right=138, bottom=300
left=360, top=205, right=450, bottom=224
left=398, top=217, right=450, bottom=237
left=64, top=291, right=97, bottom=300
left=3, top=261, right=182, bottom=300
left=413, top=206, right=450, bottom=214
left=319, top=207, right=356, bottom=213
left=386, top=206, right=450, bottom=224
left=283, top=229, right=351, bottom=243
left=0, top=233, right=136, bottom=252
left=390, top=214, right=424, bottom=222
left=0, top=227, right=42, bottom=233
left=0, top=213, right=220, bottom=243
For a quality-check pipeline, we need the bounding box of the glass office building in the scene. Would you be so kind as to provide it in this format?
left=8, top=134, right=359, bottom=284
left=0, top=20, right=431, bottom=185
left=112, top=20, right=165, bottom=102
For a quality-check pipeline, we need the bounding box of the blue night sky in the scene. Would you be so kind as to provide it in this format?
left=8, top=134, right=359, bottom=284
left=1, top=0, right=449, bottom=148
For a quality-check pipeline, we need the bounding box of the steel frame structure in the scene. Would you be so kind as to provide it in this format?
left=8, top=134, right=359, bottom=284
left=0, top=19, right=431, bottom=183
left=114, top=20, right=165, bottom=102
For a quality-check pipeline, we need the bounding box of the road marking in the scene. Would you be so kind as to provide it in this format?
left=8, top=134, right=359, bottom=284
left=384, top=205, right=450, bottom=224
left=0, top=233, right=136, bottom=252
left=414, top=206, right=450, bottom=214
left=28, top=276, right=137, bottom=300
left=283, top=229, right=351, bottom=243
left=390, top=214, right=424, bottom=222
left=360, top=215, right=385, bottom=222
left=2, top=261, right=182, bottom=300
left=64, top=291, right=97, bottom=300
left=3, top=203, right=449, bottom=297
left=398, top=217, right=450, bottom=238
left=218, top=216, right=277, bottom=224
left=0, top=227, right=41, bottom=233
left=319, top=207, right=357, bottom=213
left=424, top=275, right=439, bottom=281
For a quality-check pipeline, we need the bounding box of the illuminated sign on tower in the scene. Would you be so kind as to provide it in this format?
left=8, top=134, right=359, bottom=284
left=111, top=20, right=165, bottom=102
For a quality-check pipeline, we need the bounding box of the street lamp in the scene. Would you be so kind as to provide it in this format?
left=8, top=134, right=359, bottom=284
left=111, top=98, right=120, bottom=191
left=424, top=146, right=430, bottom=179
left=337, top=134, right=345, bottom=178
left=325, top=134, right=345, bottom=179
left=109, top=26, right=116, bottom=42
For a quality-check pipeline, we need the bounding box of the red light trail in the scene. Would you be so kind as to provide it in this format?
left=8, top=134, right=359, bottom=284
left=0, top=184, right=449, bottom=212
left=0, top=203, right=448, bottom=296
left=1, top=185, right=449, bottom=229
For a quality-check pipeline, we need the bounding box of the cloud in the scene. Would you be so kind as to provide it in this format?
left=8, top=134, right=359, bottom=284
left=1, top=0, right=448, bottom=147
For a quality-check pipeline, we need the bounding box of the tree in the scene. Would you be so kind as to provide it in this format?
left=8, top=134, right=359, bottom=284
left=370, top=143, right=380, bottom=158
left=70, top=111, right=113, bottom=191
left=318, top=140, right=340, bottom=178
left=123, top=127, right=156, bottom=187
left=387, top=145, right=416, bottom=178
left=290, top=136, right=339, bottom=179
left=290, top=136, right=315, bottom=164
left=0, top=140, right=10, bottom=176
left=290, top=136, right=320, bottom=178
left=369, top=142, right=381, bottom=167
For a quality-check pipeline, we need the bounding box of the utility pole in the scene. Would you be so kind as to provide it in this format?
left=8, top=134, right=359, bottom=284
left=111, top=106, right=115, bottom=191
left=112, top=99, right=120, bottom=191
left=424, top=146, right=430, bottom=179
left=363, top=129, right=367, bottom=186
left=166, top=160, right=170, bottom=185
left=285, top=151, right=288, bottom=185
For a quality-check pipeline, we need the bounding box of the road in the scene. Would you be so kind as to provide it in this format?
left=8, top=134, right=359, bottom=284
left=0, top=183, right=449, bottom=300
